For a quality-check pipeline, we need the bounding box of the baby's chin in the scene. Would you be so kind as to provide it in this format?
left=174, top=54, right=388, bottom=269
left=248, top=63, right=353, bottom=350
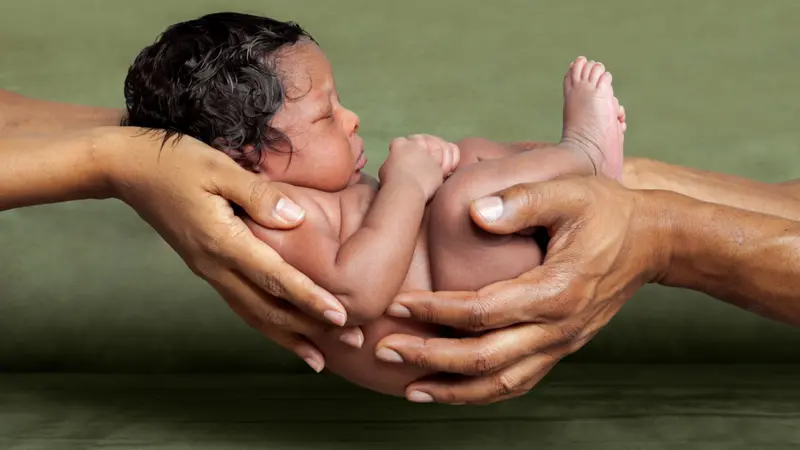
left=347, top=169, right=363, bottom=186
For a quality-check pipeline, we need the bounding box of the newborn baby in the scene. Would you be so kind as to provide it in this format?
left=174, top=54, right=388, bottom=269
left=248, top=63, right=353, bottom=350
left=123, top=12, right=625, bottom=397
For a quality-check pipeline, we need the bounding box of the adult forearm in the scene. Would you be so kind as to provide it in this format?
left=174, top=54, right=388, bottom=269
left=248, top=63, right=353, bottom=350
left=650, top=189, right=800, bottom=326
left=622, top=157, right=800, bottom=221
left=0, top=128, right=116, bottom=210
left=0, top=89, right=123, bottom=138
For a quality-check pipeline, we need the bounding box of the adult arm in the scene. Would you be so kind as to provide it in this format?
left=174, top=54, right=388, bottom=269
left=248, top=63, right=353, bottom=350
left=1, top=90, right=358, bottom=371
left=0, top=89, right=123, bottom=136
left=623, top=157, right=800, bottom=220
left=375, top=176, right=800, bottom=404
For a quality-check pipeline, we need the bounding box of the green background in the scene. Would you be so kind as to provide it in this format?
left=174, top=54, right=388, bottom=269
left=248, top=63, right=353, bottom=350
left=2, top=0, right=798, bottom=372
left=1, top=1, right=799, bottom=448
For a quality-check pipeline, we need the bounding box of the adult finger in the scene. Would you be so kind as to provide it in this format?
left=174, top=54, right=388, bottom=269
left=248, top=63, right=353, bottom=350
left=404, top=349, right=562, bottom=405
left=209, top=269, right=334, bottom=337
left=374, top=322, right=570, bottom=376
left=468, top=178, right=591, bottom=235
left=388, top=268, right=573, bottom=331
left=210, top=155, right=307, bottom=229
left=218, top=284, right=327, bottom=371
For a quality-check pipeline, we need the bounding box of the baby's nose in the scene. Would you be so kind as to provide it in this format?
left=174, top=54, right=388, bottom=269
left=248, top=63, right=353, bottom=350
left=345, top=109, right=360, bottom=134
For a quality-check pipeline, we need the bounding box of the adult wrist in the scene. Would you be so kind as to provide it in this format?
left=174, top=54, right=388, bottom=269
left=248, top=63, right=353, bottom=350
left=87, top=126, right=129, bottom=201
left=620, top=157, right=655, bottom=190
left=90, top=126, right=160, bottom=204
left=631, top=188, right=679, bottom=284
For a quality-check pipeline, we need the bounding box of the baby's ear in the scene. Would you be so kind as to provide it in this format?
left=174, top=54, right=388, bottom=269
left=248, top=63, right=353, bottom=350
left=213, top=140, right=262, bottom=171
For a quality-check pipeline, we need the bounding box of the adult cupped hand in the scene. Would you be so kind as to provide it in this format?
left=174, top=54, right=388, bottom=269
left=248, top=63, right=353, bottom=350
left=106, top=128, right=360, bottom=373
left=374, top=175, right=671, bottom=404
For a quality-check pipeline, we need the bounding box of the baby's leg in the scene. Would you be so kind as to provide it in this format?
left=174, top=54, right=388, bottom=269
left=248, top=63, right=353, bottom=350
left=455, top=138, right=555, bottom=167
left=429, top=57, right=626, bottom=291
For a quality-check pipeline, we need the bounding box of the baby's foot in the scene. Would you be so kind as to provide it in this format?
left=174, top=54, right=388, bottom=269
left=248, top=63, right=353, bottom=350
left=559, top=56, right=625, bottom=179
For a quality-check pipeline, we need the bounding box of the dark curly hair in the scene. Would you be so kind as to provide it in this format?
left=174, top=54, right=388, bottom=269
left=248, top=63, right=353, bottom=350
left=121, top=12, right=315, bottom=170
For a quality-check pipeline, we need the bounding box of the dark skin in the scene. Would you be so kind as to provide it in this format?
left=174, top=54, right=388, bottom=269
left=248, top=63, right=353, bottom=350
left=0, top=88, right=362, bottom=375
left=375, top=159, right=800, bottom=405
left=242, top=51, right=625, bottom=397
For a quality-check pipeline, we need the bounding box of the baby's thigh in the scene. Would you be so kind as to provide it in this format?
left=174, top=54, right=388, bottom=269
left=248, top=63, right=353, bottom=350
left=427, top=161, right=545, bottom=292
left=308, top=317, right=441, bottom=397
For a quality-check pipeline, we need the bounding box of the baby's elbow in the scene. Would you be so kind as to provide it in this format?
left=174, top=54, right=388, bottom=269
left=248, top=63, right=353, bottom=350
left=337, top=292, right=391, bottom=325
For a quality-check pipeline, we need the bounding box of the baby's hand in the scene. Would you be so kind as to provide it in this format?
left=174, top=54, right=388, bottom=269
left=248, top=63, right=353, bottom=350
left=405, top=134, right=461, bottom=177
left=379, top=136, right=445, bottom=199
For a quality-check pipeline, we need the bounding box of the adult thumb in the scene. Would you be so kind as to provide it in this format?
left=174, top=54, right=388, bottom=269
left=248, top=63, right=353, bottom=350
left=468, top=179, right=587, bottom=235
left=214, top=162, right=306, bottom=229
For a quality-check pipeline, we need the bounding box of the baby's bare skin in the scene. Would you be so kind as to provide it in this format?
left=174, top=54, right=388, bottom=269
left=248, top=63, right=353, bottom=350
left=248, top=52, right=626, bottom=397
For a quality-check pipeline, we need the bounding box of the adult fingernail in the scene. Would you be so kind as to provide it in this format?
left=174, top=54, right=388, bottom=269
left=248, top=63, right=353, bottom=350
left=324, top=309, right=346, bottom=327
left=275, top=197, right=305, bottom=223
left=375, top=347, right=404, bottom=363
left=472, top=196, right=503, bottom=223
left=387, top=304, right=411, bottom=318
left=339, top=329, right=364, bottom=348
left=304, top=356, right=324, bottom=373
left=407, top=391, right=434, bottom=403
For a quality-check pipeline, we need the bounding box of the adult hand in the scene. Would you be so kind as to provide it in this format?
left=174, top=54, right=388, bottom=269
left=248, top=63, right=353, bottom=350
left=375, top=175, right=670, bottom=404
left=104, top=128, right=359, bottom=372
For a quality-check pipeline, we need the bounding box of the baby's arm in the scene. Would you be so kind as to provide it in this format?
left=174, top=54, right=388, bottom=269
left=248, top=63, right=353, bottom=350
left=251, top=138, right=444, bottom=325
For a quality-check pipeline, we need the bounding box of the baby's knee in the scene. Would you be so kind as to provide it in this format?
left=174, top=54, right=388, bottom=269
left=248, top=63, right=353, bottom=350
left=454, top=137, right=500, bottom=167
left=431, top=165, right=494, bottom=232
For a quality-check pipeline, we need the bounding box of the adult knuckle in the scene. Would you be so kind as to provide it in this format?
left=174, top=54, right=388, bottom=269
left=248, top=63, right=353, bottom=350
left=256, top=305, right=289, bottom=330
left=495, top=373, right=522, bottom=397
left=559, top=322, right=584, bottom=343
left=417, top=299, right=440, bottom=323
left=407, top=351, right=435, bottom=371
left=190, top=259, right=218, bottom=282
left=255, top=270, right=288, bottom=299
left=434, top=388, right=459, bottom=405
left=247, top=180, right=274, bottom=216
left=548, top=281, right=580, bottom=320
left=201, top=228, right=226, bottom=257
left=471, top=348, right=498, bottom=375
left=466, top=293, right=493, bottom=331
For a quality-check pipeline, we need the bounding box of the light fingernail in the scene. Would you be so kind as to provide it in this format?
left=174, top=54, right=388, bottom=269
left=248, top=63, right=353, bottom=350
left=324, top=309, right=346, bottom=326
left=375, top=348, right=404, bottom=363
left=407, top=391, right=434, bottom=403
left=275, top=197, right=305, bottom=223
left=304, top=357, right=324, bottom=373
left=339, top=329, right=364, bottom=348
left=387, top=304, right=411, bottom=318
left=473, top=196, right=504, bottom=223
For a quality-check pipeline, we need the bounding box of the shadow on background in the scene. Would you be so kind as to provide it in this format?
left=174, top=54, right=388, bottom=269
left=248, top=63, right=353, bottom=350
left=2, top=365, right=800, bottom=448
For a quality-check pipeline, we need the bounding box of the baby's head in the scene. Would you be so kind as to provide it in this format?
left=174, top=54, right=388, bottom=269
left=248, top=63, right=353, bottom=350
left=123, top=12, right=365, bottom=191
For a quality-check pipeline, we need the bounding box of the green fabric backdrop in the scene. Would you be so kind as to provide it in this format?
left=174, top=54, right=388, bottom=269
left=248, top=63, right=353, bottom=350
left=1, top=0, right=799, bottom=373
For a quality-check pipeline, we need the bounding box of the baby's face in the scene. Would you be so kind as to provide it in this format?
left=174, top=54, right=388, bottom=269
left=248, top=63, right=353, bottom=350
left=261, top=41, right=365, bottom=191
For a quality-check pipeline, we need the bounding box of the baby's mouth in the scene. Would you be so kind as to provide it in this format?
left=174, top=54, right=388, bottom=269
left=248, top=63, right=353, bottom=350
left=355, top=150, right=367, bottom=171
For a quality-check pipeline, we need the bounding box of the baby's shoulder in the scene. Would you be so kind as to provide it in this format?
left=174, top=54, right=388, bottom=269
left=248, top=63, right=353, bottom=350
left=270, top=182, right=340, bottom=229
left=270, top=181, right=374, bottom=233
